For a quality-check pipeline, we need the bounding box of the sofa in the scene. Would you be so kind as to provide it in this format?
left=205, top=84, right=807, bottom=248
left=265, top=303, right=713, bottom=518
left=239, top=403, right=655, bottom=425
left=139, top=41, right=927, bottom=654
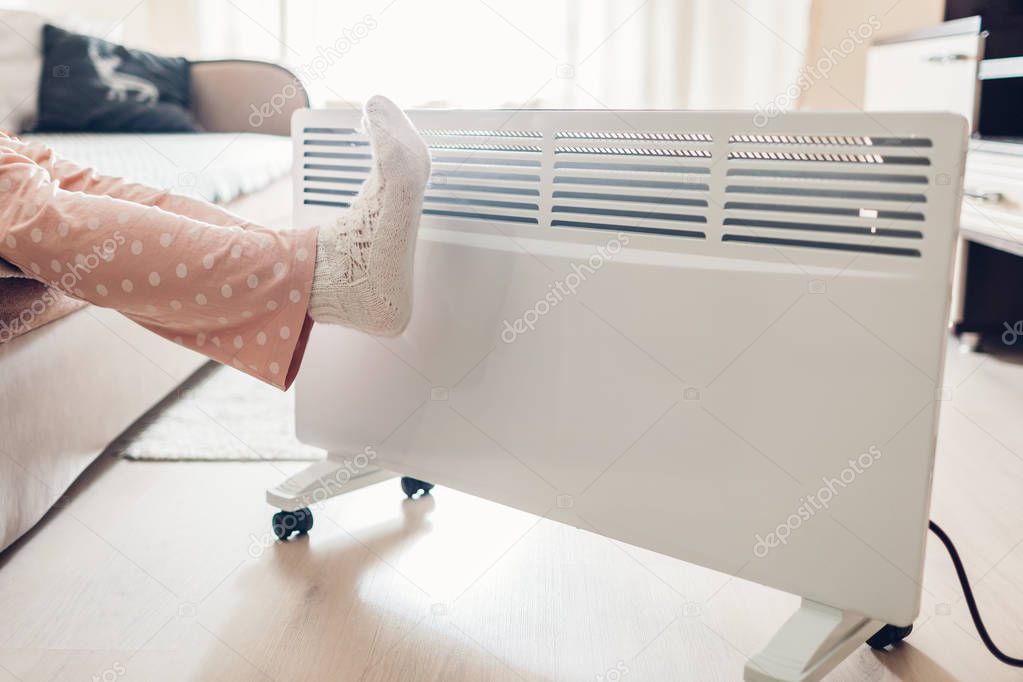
left=0, top=58, right=309, bottom=552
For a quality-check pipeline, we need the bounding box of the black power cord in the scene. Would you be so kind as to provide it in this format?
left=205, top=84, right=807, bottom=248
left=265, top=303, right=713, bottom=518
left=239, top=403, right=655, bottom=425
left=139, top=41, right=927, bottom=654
left=929, top=520, right=1023, bottom=667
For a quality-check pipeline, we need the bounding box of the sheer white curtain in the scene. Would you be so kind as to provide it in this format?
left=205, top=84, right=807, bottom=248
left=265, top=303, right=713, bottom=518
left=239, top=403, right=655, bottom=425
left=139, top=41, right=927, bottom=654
left=560, top=0, right=811, bottom=109
left=213, top=0, right=811, bottom=111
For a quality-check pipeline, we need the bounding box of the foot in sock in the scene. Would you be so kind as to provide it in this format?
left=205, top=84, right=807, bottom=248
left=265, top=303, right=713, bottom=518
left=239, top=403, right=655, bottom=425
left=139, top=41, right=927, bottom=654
left=308, top=95, right=431, bottom=336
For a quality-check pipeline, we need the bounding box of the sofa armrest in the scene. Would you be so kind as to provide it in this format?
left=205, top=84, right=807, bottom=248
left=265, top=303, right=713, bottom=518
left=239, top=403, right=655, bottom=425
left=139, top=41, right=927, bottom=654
left=190, top=59, right=309, bottom=137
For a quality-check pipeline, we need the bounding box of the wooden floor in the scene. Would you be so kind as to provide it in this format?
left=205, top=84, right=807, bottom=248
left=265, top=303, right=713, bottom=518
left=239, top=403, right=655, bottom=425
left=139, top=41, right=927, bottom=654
left=2, top=341, right=1023, bottom=681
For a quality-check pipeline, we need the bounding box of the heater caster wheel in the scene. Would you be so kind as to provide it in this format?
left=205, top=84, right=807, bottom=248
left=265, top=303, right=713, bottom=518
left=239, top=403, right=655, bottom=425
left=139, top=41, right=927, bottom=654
left=401, top=477, right=434, bottom=499
left=866, top=623, right=913, bottom=650
left=272, top=507, right=314, bottom=541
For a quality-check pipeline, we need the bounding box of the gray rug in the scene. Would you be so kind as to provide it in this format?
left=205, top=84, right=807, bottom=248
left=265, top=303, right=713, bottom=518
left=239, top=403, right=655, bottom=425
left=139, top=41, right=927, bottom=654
left=110, top=362, right=325, bottom=461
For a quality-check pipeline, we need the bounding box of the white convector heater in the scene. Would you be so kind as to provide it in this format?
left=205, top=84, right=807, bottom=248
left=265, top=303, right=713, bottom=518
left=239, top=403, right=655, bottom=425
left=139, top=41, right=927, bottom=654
left=268, top=107, right=968, bottom=682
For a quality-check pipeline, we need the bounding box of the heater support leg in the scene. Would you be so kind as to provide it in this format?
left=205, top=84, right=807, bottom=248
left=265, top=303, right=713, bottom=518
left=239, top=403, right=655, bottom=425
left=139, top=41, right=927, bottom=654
left=265, top=451, right=395, bottom=512
left=744, top=599, right=882, bottom=682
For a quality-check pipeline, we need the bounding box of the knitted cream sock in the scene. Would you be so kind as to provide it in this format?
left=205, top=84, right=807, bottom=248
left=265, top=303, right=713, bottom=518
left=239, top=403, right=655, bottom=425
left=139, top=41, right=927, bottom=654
left=308, top=95, right=431, bottom=336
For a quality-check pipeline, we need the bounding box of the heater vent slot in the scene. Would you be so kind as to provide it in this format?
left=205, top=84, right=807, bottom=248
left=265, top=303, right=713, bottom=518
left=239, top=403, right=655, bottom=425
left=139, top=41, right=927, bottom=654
left=723, top=217, right=923, bottom=240
left=303, top=139, right=369, bottom=148
left=304, top=187, right=358, bottom=197
left=725, top=185, right=926, bottom=203
left=552, top=220, right=706, bottom=239
left=552, top=205, right=707, bottom=223
left=303, top=175, right=365, bottom=185
left=723, top=201, right=925, bottom=222
left=556, top=146, right=711, bottom=158
left=552, top=191, right=706, bottom=207
left=304, top=199, right=350, bottom=208
left=303, top=151, right=372, bottom=160
left=727, top=150, right=928, bottom=165
left=420, top=129, right=541, bottom=139
left=432, top=155, right=541, bottom=168
left=728, top=134, right=932, bottom=148
left=726, top=168, right=929, bottom=185
left=556, top=131, right=713, bottom=142
left=303, top=127, right=357, bottom=135
left=423, top=209, right=537, bottom=224
left=429, top=142, right=543, bottom=153
left=432, top=170, right=541, bottom=183
left=424, top=196, right=539, bottom=211
left=722, top=234, right=921, bottom=257
left=429, top=182, right=539, bottom=196
left=554, top=177, right=707, bottom=191
left=554, top=161, right=709, bottom=175
left=303, top=164, right=370, bottom=174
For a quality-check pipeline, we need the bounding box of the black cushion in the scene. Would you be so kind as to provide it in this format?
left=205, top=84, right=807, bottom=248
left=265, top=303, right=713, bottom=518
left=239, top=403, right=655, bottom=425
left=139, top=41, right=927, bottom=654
left=35, top=24, right=199, bottom=133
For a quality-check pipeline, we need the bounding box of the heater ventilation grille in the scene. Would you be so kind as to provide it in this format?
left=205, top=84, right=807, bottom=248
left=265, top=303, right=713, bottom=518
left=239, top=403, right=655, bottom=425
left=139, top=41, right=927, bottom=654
left=550, top=131, right=713, bottom=239
left=721, top=131, right=934, bottom=258
left=424, top=128, right=543, bottom=224
left=301, top=127, right=370, bottom=208
left=301, top=126, right=544, bottom=224
left=300, top=123, right=942, bottom=257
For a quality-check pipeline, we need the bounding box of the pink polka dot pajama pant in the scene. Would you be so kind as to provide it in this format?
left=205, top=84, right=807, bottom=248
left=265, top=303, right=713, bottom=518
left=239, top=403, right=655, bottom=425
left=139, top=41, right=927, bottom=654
left=0, top=132, right=319, bottom=389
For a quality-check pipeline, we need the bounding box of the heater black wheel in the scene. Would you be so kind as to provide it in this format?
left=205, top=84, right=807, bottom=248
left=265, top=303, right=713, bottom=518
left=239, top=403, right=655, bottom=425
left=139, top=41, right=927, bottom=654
left=272, top=507, right=314, bottom=541
left=401, top=477, right=434, bottom=499
left=866, top=623, right=913, bottom=650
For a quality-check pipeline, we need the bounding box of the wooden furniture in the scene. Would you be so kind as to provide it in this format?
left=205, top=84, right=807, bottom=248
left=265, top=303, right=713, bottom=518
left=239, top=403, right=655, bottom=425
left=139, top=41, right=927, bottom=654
left=954, top=139, right=1023, bottom=347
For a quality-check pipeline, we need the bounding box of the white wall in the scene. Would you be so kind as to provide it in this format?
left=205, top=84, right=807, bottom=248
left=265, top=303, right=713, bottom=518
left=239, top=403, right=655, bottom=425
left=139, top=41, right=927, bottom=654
left=1, top=0, right=216, bottom=56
